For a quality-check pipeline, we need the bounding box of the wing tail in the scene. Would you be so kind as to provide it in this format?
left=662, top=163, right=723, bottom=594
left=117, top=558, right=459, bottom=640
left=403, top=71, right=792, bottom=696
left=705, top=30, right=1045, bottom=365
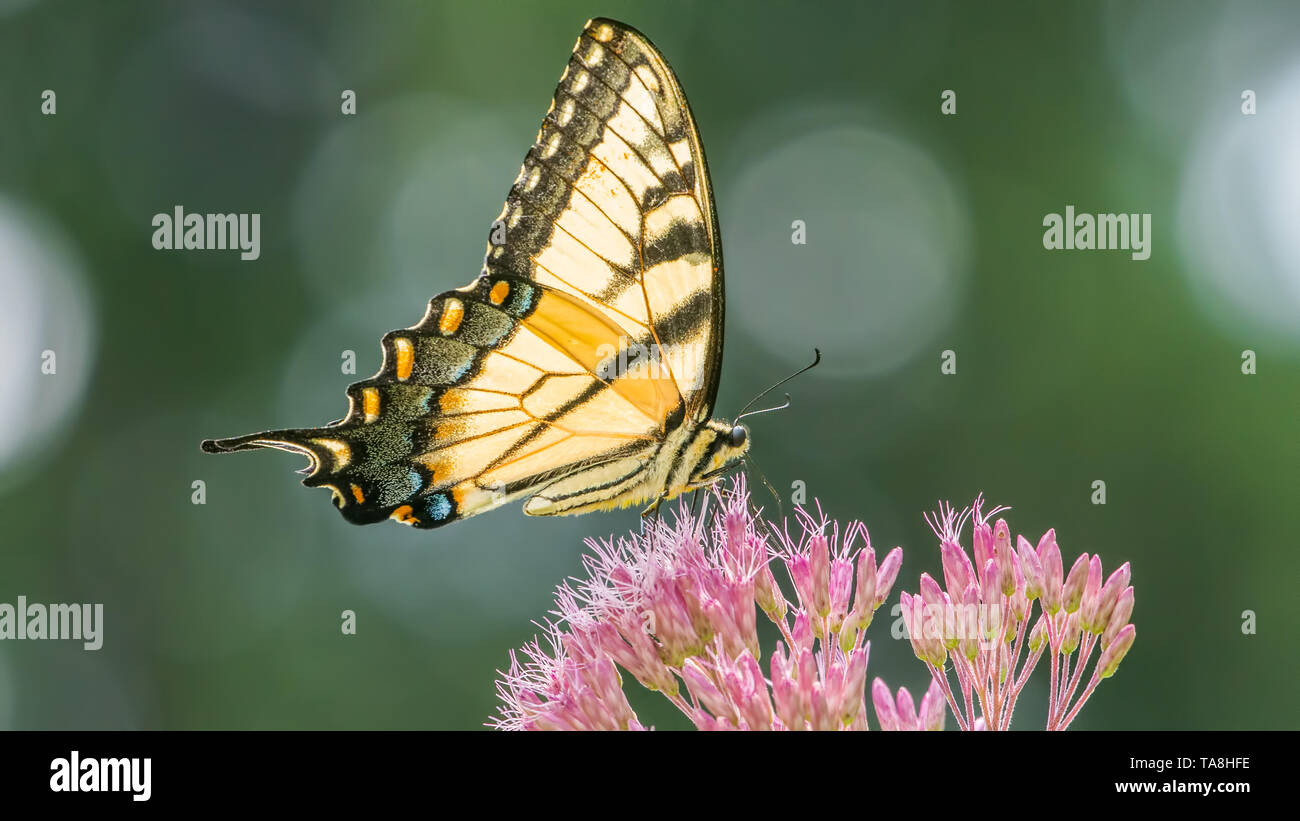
left=201, top=430, right=325, bottom=476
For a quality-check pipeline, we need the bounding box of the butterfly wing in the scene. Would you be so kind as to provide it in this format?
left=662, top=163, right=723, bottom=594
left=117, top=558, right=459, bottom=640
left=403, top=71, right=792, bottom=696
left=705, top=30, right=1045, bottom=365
left=493, top=17, right=725, bottom=422
left=202, top=18, right=725, bottom=528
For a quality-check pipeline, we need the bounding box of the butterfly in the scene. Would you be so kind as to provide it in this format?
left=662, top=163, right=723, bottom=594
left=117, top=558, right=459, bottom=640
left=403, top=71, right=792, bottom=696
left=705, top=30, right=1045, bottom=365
left=202, top=18, right=753, bottom=529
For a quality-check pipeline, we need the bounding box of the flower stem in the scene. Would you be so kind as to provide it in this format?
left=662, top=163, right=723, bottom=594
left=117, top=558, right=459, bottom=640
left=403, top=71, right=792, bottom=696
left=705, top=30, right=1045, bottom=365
left=927, top=661, right=970, bottom=731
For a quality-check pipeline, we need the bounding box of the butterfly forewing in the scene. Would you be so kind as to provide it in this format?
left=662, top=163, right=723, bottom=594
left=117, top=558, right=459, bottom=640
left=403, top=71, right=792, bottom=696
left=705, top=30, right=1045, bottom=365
left=490, top=18, right=723, bottom=420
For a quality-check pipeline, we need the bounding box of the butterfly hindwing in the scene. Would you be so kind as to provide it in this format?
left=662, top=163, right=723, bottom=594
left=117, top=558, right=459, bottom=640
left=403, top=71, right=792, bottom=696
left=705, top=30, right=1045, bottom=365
left=205, top=273, right=678, bottom=527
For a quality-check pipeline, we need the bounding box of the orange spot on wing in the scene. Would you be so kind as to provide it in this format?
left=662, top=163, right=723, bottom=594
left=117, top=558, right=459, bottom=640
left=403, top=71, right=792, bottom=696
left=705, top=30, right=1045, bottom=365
left=362, top=387, right=380, bottom=422
left=439, top=390, right=465, bottom=413
left=440, top=298, right=465, bottom=335
left=390, top=504, right=419, bottom=525
left=393, top=338, right=414, bottom=381
left=427, top=457, right=454, bottom=486
left=350, top=484, right=366, bottom=504
left=489, top=280, right=510, bottom=305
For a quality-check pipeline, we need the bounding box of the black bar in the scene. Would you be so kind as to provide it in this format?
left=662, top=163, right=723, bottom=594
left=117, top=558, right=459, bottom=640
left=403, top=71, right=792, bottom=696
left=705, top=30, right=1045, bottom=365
left=1, top=730, right=1281, bottom=807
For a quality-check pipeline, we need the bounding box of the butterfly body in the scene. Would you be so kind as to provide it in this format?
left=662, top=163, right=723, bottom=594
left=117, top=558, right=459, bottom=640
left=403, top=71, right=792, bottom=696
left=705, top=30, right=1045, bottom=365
left=203, top=18, right=747, bottom=529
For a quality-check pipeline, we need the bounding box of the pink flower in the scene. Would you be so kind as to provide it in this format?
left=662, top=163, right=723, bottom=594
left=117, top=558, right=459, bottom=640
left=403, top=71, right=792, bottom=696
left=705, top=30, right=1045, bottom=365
left=491, top=484, right=1135, bottom=732
left=490, top=626, right=644, bottom=731
left=490, top=477, right=901, bottom=730
left=894, top=495, right=1137, bottom=730
left=871, top=677, right=947, bottom=731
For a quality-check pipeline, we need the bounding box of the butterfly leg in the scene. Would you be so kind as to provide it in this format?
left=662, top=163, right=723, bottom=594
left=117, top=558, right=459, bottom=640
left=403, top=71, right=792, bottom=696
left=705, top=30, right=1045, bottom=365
left=688, top=486, right=705, bottom=520
left=640, top=492, right=666, bottom=519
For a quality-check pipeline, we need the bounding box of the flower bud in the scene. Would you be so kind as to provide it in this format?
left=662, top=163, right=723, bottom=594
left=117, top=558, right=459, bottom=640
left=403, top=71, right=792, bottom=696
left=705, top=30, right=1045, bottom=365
left=973, top=518, right=994, bottom=576
left=947, top=592, right=965, bottom=650
left=1062, top=552, right=1090, bottom=613
left=925, top=629, right=949, bottom=668
left=997, top=532, right=1018, bottom=597
left=1028, top=616, right=1048, bottom=652
left=1101, top=586, right=1134, bottom=648
left=682, top=658, right=731, bottom=721
left=732, top=650, right=775, bottom=730
left=1059, top=611, right=1082, bottom=655
left=900, top=592, right=927, bottom=661
left=941, top=540, right=975, bottom=598
left=1079, top=555, right=1103, bottom=631
left=828, top=555, right=854, bottom=634
left=1009, top=561, right=1030, bottom=622
left=1108, top=561, right=1131, bottom=591
left=769, top=644, right=804, bottom=729
left=691, top=707, right=731, bottom=731
left=980, top=558, right=1000, bottom=606
left=894, top=686, right=919, bottom=731
left=919, top=572, right=944, bottom=609
left=1017, top=535, right=1044, bottom=600
left=959, top=584, right=981, bottom=660
left=1098, top=624, right=1136, bottom=678
left=873, top=547, right=903, bottom=610
left=791, top=610, right=815, bottom=653
left=919, top=679, right=946, bottom=731
left=809, top=533, right=831, bottom=617
left=754, top=565, right=788, bottom=623
left=993, top=518, right=1012, bottom=565
left=871, top=678, right=899, bottom=731
left=1089, top=579, right=1120, bottom=636
left=852, top=547, right=877, bottom=620
left=1039, top=532, right=1063, bottom=615
left=981, top=595, right=1005, bottom=642
left=840, top=646, right=870, bottom=726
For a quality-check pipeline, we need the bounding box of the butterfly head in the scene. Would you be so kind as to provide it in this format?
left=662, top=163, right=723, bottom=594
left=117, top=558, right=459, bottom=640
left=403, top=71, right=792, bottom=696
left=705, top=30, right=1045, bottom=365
left=686, top=419, right=750, bottom=488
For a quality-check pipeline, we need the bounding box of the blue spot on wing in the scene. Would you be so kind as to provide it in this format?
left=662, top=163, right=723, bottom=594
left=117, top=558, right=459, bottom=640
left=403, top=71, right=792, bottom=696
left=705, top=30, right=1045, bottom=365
left=422, top=493, right=453, bottom=522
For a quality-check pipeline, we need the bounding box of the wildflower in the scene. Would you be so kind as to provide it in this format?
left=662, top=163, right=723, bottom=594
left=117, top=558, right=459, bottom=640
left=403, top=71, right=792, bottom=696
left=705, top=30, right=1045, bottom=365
left=489, top=477, right=901, bottom=730
left=897, top=496, right=1137, bottom=730
left=871, top=677, right=947, bottom=731
left=490, top=482, right=1135, bottom=732
left=491, top=627, right=644, bottom=731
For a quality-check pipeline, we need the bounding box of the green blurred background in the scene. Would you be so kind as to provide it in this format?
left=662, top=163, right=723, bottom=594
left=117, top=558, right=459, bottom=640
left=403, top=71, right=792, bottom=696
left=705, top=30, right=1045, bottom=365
left=0, top=0, right=1296, bottom=729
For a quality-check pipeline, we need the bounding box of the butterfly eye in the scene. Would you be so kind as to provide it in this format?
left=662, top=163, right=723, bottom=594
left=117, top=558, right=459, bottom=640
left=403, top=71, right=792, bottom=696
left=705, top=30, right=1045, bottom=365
left=729, top=425, right=747, bottom=447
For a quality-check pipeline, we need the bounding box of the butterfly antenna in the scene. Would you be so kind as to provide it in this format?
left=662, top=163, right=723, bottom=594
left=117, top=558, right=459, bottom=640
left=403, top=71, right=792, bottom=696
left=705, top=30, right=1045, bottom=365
left=732, top=348, right=821, bottom=426
left=734, top=394, right=791, bottom=424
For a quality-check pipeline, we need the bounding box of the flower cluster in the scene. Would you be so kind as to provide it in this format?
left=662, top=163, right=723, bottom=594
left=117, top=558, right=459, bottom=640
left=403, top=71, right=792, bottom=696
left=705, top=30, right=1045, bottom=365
left=491, top=481, right=1136, bottom=731
left=490, top=478, right=901, bottom=730
left=898, top=496, right=1136, bottom=730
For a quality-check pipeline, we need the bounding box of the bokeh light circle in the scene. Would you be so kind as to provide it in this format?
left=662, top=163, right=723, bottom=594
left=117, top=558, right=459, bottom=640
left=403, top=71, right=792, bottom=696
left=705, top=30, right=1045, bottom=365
left=0, top=198, right=96, bottom=478
left=721, top=111, right=970, bottom=378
